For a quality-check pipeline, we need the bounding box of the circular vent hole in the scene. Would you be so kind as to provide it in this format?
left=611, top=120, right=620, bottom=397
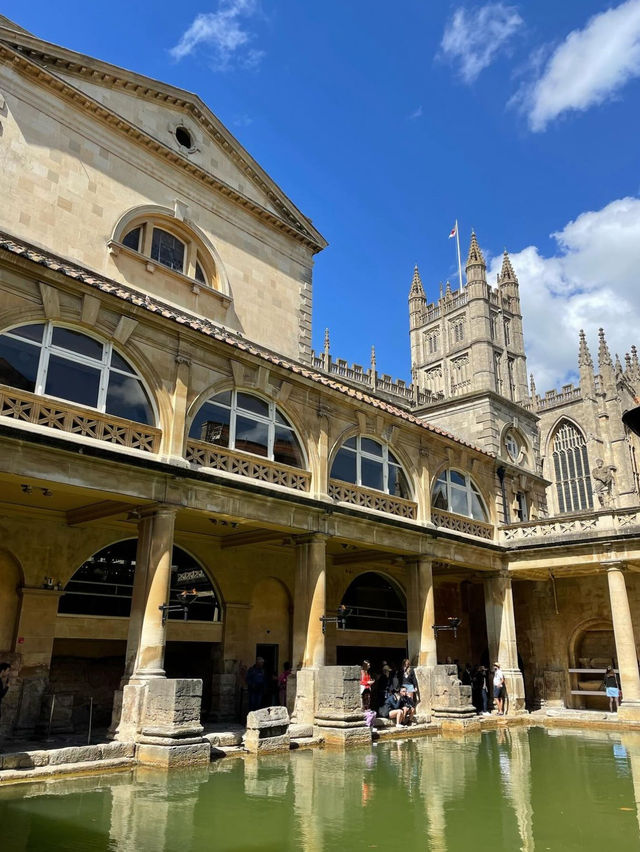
left=175, top=126, right=193, bottom=149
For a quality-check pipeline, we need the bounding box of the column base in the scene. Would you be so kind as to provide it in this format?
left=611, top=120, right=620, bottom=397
left=503, top=667, right=526, bottom=715
left=618, top=701, right=640, bottom=722
left=136, top=742, right=211, bottom=768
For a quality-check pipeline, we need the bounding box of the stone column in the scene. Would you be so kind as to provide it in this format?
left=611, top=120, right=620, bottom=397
left=605, top=562, right=640, bottom=720
left=406, top=557, right=438, bottom=666
left=292, top=534, right=328, bottom=669
left=484, top=573, right=526, bottom=713
left=130, top=506, right=177, bottom=681
left=291, top=533, right=328, bottom=729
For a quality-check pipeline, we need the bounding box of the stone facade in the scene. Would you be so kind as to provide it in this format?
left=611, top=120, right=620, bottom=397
left=1, top=16, right=640, bottom=751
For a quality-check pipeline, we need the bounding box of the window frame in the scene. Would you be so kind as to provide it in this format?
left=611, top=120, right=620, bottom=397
left=432, top=468, right=488, bottom=521
left=330, top=435, right=412, bottom=499
left=0, top=321, right=156, bottom=425
left=116, top=215, right=217, bottom=290
left=191, top=389, right=307, bottom=469
left=551, top=419, right=593, bottom=514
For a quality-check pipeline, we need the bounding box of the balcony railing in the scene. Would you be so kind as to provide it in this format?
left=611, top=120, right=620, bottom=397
left=0, top=385, right=160, bottom=453
left=185, top=438, right=311, bottom=492
left=431, top=508, right=494, bottom=540
left=328, top=479, right=418, bottom=519
left=500, top=507, right=640, bottom=544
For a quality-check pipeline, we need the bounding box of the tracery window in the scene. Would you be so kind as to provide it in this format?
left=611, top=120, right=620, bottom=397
left=451, top=318, right=465, bottom=343
left=0, top=322, right=154, bottom=424
left=118, top=216, right=215, bottom=288
left=431, top=469, right=487, bottom=520
left=189, top=389, right=305, bottom=468
left=330, top=436, right=411, bottom=498
left=552, top=420, right=592, bottom=513
left=426, top=330, right=439, bottom=354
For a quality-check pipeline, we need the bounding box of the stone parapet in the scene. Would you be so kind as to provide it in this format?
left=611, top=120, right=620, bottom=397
left=244, top=706, right=290, bottom=753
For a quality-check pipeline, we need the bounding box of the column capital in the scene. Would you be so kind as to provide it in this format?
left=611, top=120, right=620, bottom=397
left=135, top=503, right=180, bottom=521
left=293, top=532, right=330, bottom=546
left=601, top=559, right=627, bottom=573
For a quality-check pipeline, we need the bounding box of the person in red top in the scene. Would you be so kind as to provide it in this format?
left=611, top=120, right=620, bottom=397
left=360, top=659, right=375, bottom=709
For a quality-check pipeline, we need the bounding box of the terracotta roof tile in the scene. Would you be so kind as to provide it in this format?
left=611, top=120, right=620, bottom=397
left=0, top=231, right=493, bottom=458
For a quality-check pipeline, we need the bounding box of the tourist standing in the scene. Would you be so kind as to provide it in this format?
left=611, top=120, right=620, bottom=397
left=401, top=658, right=419, bottom=706
left=493, top=663, right=506, bottom=715
left=246, top=656, right=266, bottom=711
left=278, top=661, right=292, bottom=706
left=603, top=666, right=620, bottom=712
left=360, top=660, right=375, bottom=710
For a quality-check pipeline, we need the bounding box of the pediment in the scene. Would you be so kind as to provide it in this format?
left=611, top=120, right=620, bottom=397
left=0, top=20, right=326, bottom=252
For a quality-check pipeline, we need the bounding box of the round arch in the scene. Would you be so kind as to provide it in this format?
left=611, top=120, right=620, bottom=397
left=568, top=617, right=615, bottom=669
left=339, top=570, right=407, bottom=634
left=329, top=431, right=416, bottom=501
left=110, top=204, right=231, bottom=298
left=186, top=386, right=309, bottom=470
left=58, top=538, right=223, bottom=622
left=499, top=423, right=530, bottom=468
left=430, top=464, right=491, bottom=523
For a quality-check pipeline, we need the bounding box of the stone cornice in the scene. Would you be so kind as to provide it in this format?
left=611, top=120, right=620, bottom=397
left=0, top=38, right=327, bottom=254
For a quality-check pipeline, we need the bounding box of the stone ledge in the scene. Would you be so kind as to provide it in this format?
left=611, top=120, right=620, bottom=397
left=0, top=757, right=135, bottom=786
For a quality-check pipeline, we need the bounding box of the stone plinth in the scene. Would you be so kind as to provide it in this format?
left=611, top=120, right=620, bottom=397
left=209, top=674, right=237, bottom=722
left=244, top=706, right=290, bottom=753
left=136, top=742, right=211, bottom=768
left=313, top=665, right=370, bottom=747
left=429, top=664, right=477, bottom=726
left=291, top=668, right=317, bottom=727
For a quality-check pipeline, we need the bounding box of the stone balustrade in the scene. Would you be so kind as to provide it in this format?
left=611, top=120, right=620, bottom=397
left=185, top=438, right=312, bottom=491
left=431, top=508, right=494, bottom=540
left=500, top=507, right=640, bottom=544
left=0, top=384, right=161, bottom=452
left=328, top=479, right=418, bottom=519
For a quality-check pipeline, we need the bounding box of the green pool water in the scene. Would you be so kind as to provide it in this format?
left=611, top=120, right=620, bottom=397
left=2, top=727, right=640, bottom=851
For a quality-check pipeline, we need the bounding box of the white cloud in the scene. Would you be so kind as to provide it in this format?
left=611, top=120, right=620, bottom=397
left=522, top=0, right=640, bottom=131
left=440, top=3, right=523, bottom=84
left=409, top=105, right=423, bottom=120
left=487, top=197, right=640, bottom=393
left=170, top=0, right=264, bottom=70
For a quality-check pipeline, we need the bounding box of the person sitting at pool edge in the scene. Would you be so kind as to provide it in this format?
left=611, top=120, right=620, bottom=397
left=379, top=687, right=413, bottom=728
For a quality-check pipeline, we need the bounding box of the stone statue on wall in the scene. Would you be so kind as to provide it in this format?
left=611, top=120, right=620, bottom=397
left=592, top=458, right=616, bottom=507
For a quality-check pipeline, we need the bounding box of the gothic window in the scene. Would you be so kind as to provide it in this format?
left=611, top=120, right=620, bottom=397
left=552, top=420, right=593, bottom=513
left=59, top=540, right=221, bottom=622
left=189, top=389, right=305, bottom=468
left=504, top=319, right=511, bottom=346
left=451, top=318, right=465, bottom=344
left=490, top=313, right=498, bottom=340
left=432, top=469, right=488, bottom=521
left=423, top=365, right=443, bottom=395
left=494, top=351, right=503, bottom=394
left=330, top=436, right=411, bottom=498
left=425, top=330, right=439, bottom=354
left=507, top=358, right=516, bottom=399
left=116, top=214, right=217, bottom=288
left=0, top=322, right=154, bottom=424
left=450, top=354, right=470, bottom=395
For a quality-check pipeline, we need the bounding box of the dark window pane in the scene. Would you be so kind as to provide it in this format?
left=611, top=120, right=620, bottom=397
left=274, top=408, right=293, bottom=427
left=343, top=437, right=357, bottom=449
left=45, top=355, right=100, bottom=408
left=273, top=425, right=304, bottom=468
left=194, top=261, right=206, bottom=284
left=151, top=229, right=185, bottom=273
left=361, top=438, right=382, bottom=457
left=190, top=402, right=231, bottom=445
left=110, top=350, right=135, bottom=373
left=211, top=391, right=232, bottom=407
left=122, top=227, right=141, bottom=251
left=450, top=486, right=468, bottom=516
left=450, top=470, right=466, bottom=487
left=388, top=465, right=410, bottom=499
left=0, top=335, right=40, bottom=391
left=236, top=393, right=269, bottom=418
left=9, top=324, right=44, bottom=343
left=51, top=327, right=103, bottom=361
left=432, top=481, right=448, bottom=510
left=106, top=373, right=153, bottom=424
left=234, top=415, right=268, bottom=457
left=361, top=457, right=384, bottom=491
left=388, top=450, right=400, bottom=465
left=331, top=448, right=357, bottom=483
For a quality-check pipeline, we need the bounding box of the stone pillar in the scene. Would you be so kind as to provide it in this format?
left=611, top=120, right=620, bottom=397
left=292, top=534, right=328, bottom=669
left=605, top=562, right=640, bottom=720
left=484, top=573, right=526, bottom=713
left=130, top=506, right=177, bottom=681
left=406, top=557, right=437, bottom=666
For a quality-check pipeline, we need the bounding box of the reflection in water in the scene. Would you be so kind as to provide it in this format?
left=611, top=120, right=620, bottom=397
left=1, top=728, right=640, bottom=851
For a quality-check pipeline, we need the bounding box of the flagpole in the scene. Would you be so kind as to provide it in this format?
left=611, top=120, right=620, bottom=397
left=455, top=219, right=463, bottom=291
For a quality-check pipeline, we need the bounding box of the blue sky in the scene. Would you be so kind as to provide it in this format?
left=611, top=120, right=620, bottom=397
left=4, top=1, right=640, bottom=393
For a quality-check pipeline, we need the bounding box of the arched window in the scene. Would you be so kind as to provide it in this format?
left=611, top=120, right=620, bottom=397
left=432, top=469, right=487, bottom=520
left=59, top=540, right=221, bottom=622
left=0, top=322, right=154, bottom=424
left=117, top=214, right=216, bottom=289
left=340, top=572, right=407, bottom=633
left=330, top=436, right=411, bottom=498
left=552, top=420, right=592, bottom=513
left=189, top=389, right=305, bottom=468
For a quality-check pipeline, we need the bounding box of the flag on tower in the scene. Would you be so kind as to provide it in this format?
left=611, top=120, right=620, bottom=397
left=448, top=224, right=457, bottom=239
